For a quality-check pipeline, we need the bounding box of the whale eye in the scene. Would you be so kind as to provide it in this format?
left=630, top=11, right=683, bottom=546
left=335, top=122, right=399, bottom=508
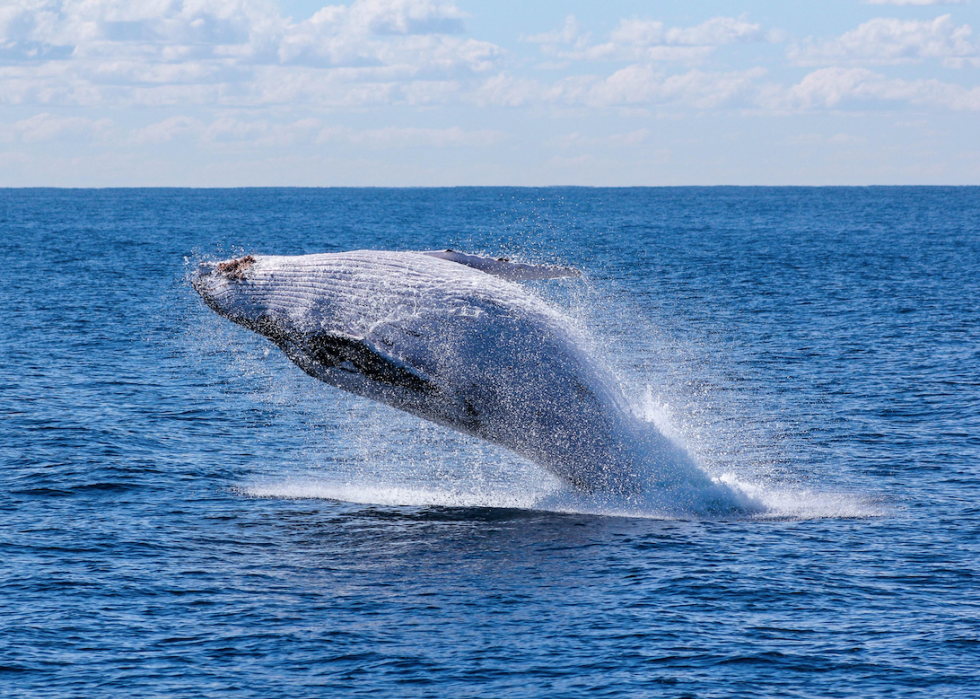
left=217, top=255, right=256, bottom=280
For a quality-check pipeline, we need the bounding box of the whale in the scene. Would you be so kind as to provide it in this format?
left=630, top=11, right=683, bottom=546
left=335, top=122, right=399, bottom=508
left=193, top=249, right=738, bottom=503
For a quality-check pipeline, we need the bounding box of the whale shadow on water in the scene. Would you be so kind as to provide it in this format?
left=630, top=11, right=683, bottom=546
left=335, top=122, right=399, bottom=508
left=192, top=249, right=878, bottom=521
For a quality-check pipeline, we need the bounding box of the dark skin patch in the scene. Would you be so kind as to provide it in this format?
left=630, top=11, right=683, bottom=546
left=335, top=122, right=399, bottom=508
left=217, top=255, right=255, bottom=280
left=249, top=321, right=481, bottom=431
left=242, top=319, right=431, bottom=396
left=307, top=332, right=435, bottom=395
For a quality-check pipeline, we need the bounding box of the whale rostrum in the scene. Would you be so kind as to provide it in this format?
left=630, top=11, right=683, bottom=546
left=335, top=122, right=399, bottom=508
left=192, top=250, right=712, bottom=497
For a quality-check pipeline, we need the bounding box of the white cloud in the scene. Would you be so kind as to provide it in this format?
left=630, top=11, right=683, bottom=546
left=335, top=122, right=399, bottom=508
left=12, top=112, right=113, bottom=141
left=3, top=2, right=980, bottom=138
left=610, top=128, right=650, bottom=145
left=470, top=71, right=540, bottom=107
left=663, top=16, right=766, bottom=45
left=547, top=128, right=650, bottom=149
left=535, top=59, right=980, bottom=113
left=791, top=15, right=980, bottom=67
left=132, top=115, right=329, bottom=146
left=0, top=0, right=279, bottom=63
left=128, top=115, right=503, bottom=147
left=276, top=1, right=494, bottom=70
left=0, top=0, right=500, bottom=107
left=326, top=125, right=505, bottom=147
left=130, top=115, right=204, bottom=143
left=784, top=66, right=980, bottom=110
left=524, top=15, right=589, bottom=47
left=528, top=14, right=775, bottom=63
left=547, top=65, right=768, bottom=109
left=608, top=19, right=664, bottom=47
left=204, top=116, right=324, bottom=145
left=786, top=132, right=868, bottom=145
left=345, top=0, right=465, bottom=35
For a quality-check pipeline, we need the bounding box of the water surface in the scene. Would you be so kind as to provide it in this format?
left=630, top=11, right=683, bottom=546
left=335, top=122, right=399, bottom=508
left=2, top=187, right=978, bottom=696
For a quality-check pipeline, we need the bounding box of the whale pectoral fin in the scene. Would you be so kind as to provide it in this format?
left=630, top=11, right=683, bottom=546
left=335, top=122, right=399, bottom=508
left=421, top=250, right=581, bottom=280
left=305, top=332, right=436, bottom=395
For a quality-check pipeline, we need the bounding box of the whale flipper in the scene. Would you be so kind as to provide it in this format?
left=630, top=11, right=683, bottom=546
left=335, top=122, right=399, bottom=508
left=421, top=250, right=581, bottom=281
left=279, top=331, right=437, bottom=396
left=307, top=333, right=436, bottom=394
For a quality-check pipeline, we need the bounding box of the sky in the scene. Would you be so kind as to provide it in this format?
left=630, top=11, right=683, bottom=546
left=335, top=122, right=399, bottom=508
left=1, top=0, right=978, bottom=186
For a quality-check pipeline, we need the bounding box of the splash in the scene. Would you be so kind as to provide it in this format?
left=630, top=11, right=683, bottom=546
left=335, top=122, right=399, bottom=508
left=237, top=389, right=869, bottom=522
left=240, top=474, right=882, bottom=521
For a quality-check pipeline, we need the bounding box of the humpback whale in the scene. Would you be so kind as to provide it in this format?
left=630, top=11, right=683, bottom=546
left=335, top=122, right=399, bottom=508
left=193, top=249, right=737, bottom=502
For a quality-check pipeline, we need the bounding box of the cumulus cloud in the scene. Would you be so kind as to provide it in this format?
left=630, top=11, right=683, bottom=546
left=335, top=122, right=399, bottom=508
left=275, top=0, right=494, bottom=70
left=661, top=16, right=768, bottom=45
left=132, top=115, right=327, bottom=145
left=324, top=125, right=505, bottom=147
left=343, top=0, right=466, bottom=35
left=547, top=128, right=650, bottom=149
left=546, top=65, right=768, bottom=109
left=2, top=2, right=979, bottom=123
left=527, top=14, right=776, bottom=63
left=470, top=71, right=540, bottom=107
left=0, top=0, right=500, bottom=107
left=128, top=115, right=504, bottom=147
left=130, top=115, right=204, bottom=144
left=534, top=59, right=980, bottom=113
left=782, top=66, right=980, bottom=110
left=516, top=13, right=980, bottom=116
left=791, top=15, right=980, bottom=67
left=12, top=112, right=113, bottom=142
left=786, top=132, right=868, bottom=146
left=205, top=116, right=324, bottom=145
left=0, top=0, right=279, bottom=64
left=524, top=15, right=589, bottom=48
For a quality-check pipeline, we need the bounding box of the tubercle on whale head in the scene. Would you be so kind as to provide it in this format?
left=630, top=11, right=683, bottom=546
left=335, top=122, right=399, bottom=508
left=194, top=254, right=255, bottom=284
left=192, top=254, right=257, bottom=294
left=192, top=255, right=280, bottom=337
left=217, top=255, right=255, bottom=280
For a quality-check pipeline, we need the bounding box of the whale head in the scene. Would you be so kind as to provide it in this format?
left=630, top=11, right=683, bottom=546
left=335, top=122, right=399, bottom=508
left=192, top=255, right=293, bottom=343
left=192, top=251, right=461, bottom=408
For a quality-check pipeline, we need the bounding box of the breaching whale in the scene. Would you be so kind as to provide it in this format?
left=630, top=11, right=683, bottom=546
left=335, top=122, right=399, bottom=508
left=193, top=249, right=738, bottom=503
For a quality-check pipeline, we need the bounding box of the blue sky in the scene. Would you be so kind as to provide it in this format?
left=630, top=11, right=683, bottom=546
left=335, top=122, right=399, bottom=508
left=1, top=0, right=978, bottom=185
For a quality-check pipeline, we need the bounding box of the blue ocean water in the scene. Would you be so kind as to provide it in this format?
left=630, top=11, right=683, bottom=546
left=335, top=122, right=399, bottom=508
left=2, top=187, right=979, bottom=697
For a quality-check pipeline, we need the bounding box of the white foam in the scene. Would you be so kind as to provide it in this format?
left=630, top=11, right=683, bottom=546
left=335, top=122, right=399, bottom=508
left=239, top=469, right=883, bottom=521
left=243, top=480, right=550, bottom=511
left=224, top=339, right=884, bottom=521
left=714, top=474, right=887, bottom=520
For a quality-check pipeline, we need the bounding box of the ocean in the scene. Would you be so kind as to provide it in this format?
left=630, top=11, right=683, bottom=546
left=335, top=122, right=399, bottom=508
left=2, top=187, right=978, bottom=697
